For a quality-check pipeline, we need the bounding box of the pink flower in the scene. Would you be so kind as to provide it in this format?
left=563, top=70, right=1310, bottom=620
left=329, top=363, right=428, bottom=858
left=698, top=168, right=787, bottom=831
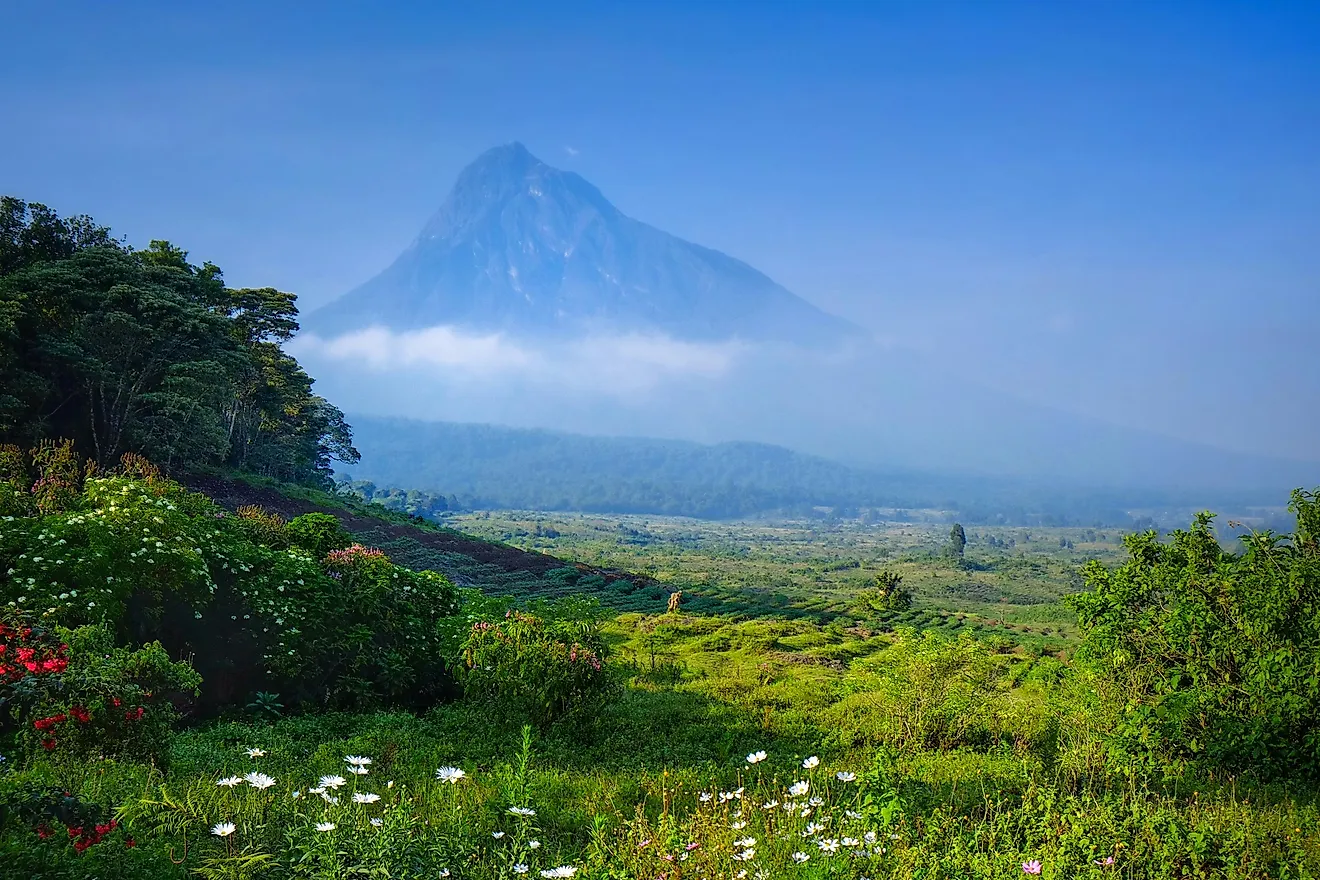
left=1022, top=860, right=1042, bottom=875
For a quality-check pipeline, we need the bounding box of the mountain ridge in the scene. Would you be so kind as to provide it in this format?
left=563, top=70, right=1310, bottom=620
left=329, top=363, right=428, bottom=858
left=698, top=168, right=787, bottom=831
left=305, top=142, right=861, bottom=344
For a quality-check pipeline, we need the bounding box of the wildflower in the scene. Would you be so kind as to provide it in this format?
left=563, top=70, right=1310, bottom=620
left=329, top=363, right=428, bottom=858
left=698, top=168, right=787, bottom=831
left=842, top=837, right=861, bottom=847
left=347, top=765, right=369, bottom=775
left=211, top=822, right=236, bottom=837
left=808, top=796, right=824, bottom=807
left=370, top=817, right=383, bottom=827
left=344, top=755, right=372, bottom=766
left=540, top=869, right=577, bottom=879
left=789, top=781, right=809, bottom=797
left=835, top=771, right=856, bottom=782
left=316, top=822, right=336, bottom=832
left=686, top=842, right=700, bottom=850
left=734, top=849, right=756, bottom=861
left=734, top=837, right=757, bottom=848
left=793, top=852, right=810, bottom=864
left=513, top=866, right=529, bottom=875
left=509, top=806, right=536, bottom=816
left=731, top=820, right=747, bottom=830
left=1094, top=857, right=1115, bottom=867
left=802, top=756, right=820, bottom=769
left=804, top=822, right=826, bottom=836
left=216, top=776, right=243, bottom=787
left=435, top=766, right=466, bottom=783
left=763, top=800, right=779, bottom=809
left=292, top=791, right=301, bottom=799
left=318, top=775, right=346, bottom=790
left=746, top=750, right=767, bottom=764
left=863, top=831, right=878, bottom=844
left=1022, top=861, right=1042, bottom=875
left=699, top=792, right=713, bottom=803
left=493, top=831, right=506, bottom=839
left=818, top=838, right=840, bottom=853
left=529, top=840, right=541, bottom=849
left=244, top=747, right=266, bottom=758
left=353, top=792, right=381, bottom=804
left=438, top=872, right=450, bottom=879
left=244, top=772, right=276, bottom=790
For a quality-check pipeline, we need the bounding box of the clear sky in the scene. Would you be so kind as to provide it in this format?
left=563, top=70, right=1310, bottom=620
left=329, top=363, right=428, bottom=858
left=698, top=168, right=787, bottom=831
left=2, top=0, right=1317, bottom=462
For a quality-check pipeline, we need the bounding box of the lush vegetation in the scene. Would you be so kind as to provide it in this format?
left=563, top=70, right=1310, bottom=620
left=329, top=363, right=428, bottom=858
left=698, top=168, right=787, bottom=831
left=0, top=197, right=357, bottom=488
left=1, top=445, right=1318, bottom=877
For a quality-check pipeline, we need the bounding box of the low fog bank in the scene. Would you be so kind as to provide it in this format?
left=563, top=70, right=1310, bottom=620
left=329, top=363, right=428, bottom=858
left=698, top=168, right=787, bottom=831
left=291, top=326, right=1316, bottom=507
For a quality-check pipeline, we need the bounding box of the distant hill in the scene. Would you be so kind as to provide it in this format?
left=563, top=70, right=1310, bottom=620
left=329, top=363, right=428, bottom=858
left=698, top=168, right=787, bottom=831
left=304, top=142, right=860, bottom=345
left=337, top=416, right=1227, bottom=525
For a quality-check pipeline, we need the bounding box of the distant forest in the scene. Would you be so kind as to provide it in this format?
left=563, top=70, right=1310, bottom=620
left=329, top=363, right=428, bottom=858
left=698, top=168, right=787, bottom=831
left=340, top=417, right=1188, bottom=525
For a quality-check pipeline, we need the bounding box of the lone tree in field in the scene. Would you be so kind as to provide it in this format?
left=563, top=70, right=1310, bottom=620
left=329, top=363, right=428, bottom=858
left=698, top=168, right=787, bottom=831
left=948, top=523, right=967, bottom=560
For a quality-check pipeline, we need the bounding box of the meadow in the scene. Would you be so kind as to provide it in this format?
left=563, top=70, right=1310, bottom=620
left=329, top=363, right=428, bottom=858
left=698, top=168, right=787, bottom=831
left=0, top=448, right=1317, bottom=879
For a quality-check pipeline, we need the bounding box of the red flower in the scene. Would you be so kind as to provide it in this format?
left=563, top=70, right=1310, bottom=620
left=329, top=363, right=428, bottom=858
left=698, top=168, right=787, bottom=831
left=73, top=839, right=89, bottom=853
left=124, top=837, right=136, bottom=848
left=94, top=823, right=111, bottom=835
left=68, top=827, right=82, bottom=839
left=36, top=824, right=51, bottom=840
left=112, top=697, right=121, bottom=708
left=41, top=738, right=56, bottom=750
left=16, top=647, right=34, bottom=662
left=71, top=705, right=91, bottom=723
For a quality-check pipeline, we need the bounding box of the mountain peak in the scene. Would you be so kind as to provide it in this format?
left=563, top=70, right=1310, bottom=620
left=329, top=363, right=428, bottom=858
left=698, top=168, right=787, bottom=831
left=307, top=144, right=861, bottom=345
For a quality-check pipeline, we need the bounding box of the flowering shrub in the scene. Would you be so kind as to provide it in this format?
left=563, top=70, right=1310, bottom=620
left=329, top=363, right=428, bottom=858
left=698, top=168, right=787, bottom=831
left=460, top=611, right=613, bottom=727
left=4, top=786, right=131, bottom=855
left=0, top=451, right=461, bottom=716
left=0, top=615, right=200, bottom=765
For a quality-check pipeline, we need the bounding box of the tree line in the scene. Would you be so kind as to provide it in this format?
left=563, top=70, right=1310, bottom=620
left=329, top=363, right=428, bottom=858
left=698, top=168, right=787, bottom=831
left=0, top=197, right=357, bottom=487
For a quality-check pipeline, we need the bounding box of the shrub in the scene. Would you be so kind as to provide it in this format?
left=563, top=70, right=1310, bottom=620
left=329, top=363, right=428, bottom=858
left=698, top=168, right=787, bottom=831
left=0, top=458, right=462, bottom=715
left=286, top=511, right=351, bottom=557
left=459, top=611, right=613, bottom=728
left=1068, top=489, right=1320, bottom=780
left=0, top=614, right=200, bottom=766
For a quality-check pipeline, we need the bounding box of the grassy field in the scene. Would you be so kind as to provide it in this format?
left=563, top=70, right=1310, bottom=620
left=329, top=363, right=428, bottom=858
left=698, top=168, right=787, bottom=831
left=446, top=511, right=1129, bottom=646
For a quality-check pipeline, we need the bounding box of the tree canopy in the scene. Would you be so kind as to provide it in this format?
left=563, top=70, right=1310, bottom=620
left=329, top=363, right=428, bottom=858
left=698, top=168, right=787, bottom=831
left=0, top=197, right=357, bottom=487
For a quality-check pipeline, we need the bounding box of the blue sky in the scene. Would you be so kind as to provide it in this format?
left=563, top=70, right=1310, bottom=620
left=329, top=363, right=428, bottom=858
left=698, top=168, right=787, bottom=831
left=2, top=0, right=1317, bottom=462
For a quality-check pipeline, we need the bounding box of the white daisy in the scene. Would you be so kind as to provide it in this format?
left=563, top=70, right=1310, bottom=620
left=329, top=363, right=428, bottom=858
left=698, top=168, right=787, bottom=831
left=513, top=865, right=529, bottom=875
left=792, top=852, right=810, bottom=864
left=244, top=747, right=266, bottom=758
left=435, top=766, right=466, bottom=783
left=211, top=822, right=236, bottom=837
left=789, top=781, right=809, bottom=797
left=244, top=772, right=276, bottom=790
left=216, top=776, right=243, bottom=787
left=508, top=806, right=536, bottom=816
left=353, top=792, right=381, bottom=804
left=316, top=822, right=336, bottom=832
left=802, top=756, right=820, bottom=769
left=836, top=771, right=856, bottom=782
left=540, top=869, right=577, bottom=879
left=344, top=755, right=372, bottom=766
left=318, top=775, right=346, bottom=790
left=745, top=750, right=767, bottom=764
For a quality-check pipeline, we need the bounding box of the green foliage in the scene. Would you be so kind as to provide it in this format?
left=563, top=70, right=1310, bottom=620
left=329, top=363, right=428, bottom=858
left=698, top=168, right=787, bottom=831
left=0, top=459, right=460, bottom=714
left=0, top=614, right=200, bottom=767
left=286, top=512, right=351, bottom=557
left=1068, top=490, right=1320, bottom=780
left=947, top=522, right=967, bottom=561
left=853, top=570, right=913, bottom=615
left=0, top=197, right=357, bottom=489
left=460, top=611, right=613, bottom=728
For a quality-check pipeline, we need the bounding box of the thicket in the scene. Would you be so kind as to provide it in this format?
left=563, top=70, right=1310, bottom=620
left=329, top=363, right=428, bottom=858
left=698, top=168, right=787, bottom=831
left=0, top=444, right=461, bottom=716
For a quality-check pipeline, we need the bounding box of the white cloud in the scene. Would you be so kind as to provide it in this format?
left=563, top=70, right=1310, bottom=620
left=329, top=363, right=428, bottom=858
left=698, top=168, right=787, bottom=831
left=291, top=325, right=748, bottom=396
left=563, top=145, right=579, bottom=156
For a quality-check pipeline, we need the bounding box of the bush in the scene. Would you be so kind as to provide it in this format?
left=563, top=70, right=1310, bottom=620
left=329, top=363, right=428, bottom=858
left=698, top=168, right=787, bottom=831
left=286, top=512, right=351, bottom=557
left=0, top=615, right=200, bottom=766
left=1069, top=489, right=1320, bottom=780
left=0, top=455, right=462, bottom=715
left=459, top=611, right=613, bottom=728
